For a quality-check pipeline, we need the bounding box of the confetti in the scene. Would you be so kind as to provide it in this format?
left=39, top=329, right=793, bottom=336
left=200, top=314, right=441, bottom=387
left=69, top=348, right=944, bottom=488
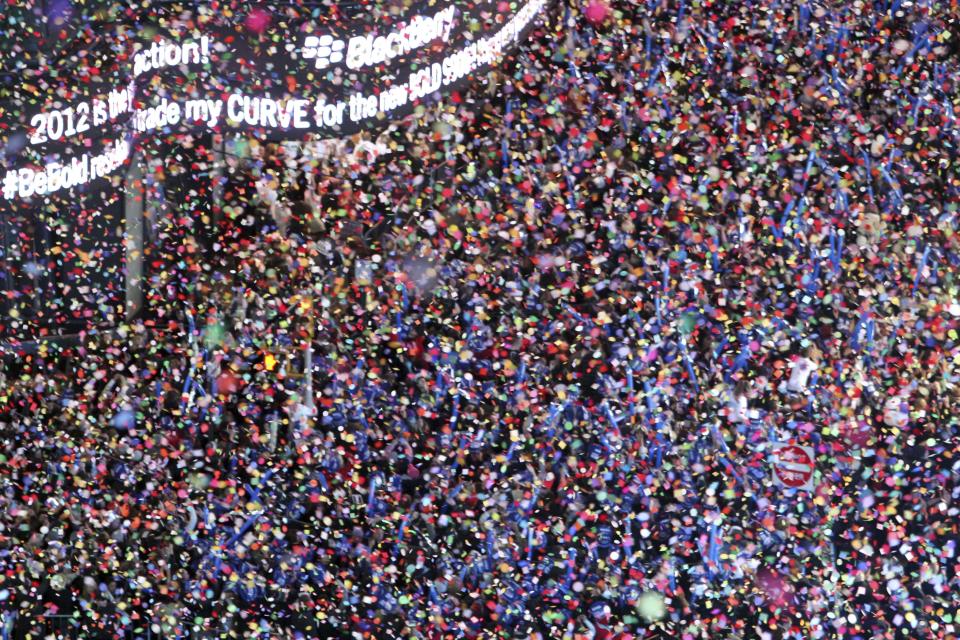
left=1, top=0, right=959, bottom=638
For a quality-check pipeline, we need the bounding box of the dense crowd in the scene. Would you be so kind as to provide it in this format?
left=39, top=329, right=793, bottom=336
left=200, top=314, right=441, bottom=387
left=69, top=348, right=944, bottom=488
left=2, top=0, right=960, bottom=638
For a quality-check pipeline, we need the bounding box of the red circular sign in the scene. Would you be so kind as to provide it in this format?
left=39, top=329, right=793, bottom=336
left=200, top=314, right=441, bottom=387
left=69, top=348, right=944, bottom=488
left=773, top=445, right=814, bottom=488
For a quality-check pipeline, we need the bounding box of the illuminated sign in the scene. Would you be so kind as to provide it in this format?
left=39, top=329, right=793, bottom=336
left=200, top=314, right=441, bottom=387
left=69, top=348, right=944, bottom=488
left=343, top=5, right=457, bottom=70
left=1, top=0, right=550, bottom=205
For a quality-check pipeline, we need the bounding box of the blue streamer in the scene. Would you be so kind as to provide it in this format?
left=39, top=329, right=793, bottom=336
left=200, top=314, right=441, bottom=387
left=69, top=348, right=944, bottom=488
left=367, top=473, right=381, bottom=515
left=861, top=151, right=875, bottom=202
left=913, top=245, right=931, bottom=296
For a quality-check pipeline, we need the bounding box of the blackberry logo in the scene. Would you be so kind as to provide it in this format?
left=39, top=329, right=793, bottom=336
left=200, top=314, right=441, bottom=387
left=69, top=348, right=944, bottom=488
left=302, top=35, right=345, bottom=69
